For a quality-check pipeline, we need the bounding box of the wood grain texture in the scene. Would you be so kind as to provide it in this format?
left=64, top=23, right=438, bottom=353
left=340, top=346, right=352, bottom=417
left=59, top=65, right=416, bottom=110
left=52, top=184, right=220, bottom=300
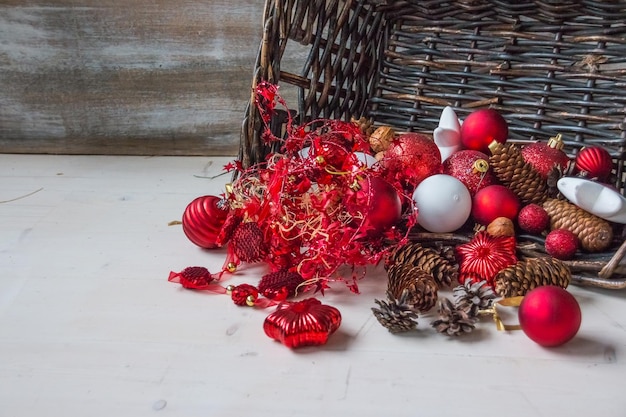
left=0, top=1, right=264, bottom=155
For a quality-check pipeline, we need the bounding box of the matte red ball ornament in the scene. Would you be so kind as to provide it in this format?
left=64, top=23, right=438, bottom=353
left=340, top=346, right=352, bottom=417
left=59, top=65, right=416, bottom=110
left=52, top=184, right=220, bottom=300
left=442, top=150, right=496, bottom=196
left=521, top=135, right=570, bottom=179
left=460, top=109, right=509, bottom=154
left=575, top=146, right=613, bottom=181
left=382, top=132, right=442, bottom=189
left=182, top=195, right=230, bottom=249
left=263, top=298, right=342, bottom=348
left=518, top=286, right=582, bottom=347
left=472, top=185, right=520, bottom=225
left=345, top=176, right=402, bottom=237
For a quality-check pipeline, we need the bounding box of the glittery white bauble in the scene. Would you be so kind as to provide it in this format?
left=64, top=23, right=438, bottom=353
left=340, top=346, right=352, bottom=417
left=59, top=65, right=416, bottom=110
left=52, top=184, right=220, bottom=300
left=412, top=174, right=472, bottom=233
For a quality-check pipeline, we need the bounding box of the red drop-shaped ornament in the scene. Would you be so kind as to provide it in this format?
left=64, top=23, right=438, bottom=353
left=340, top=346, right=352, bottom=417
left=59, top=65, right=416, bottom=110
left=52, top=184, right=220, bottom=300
left=575, top=146, right=613, bottom=181
left=460, top=109, right=508, bottom=154
left=518, top=286, right=581, bottom=347
left=472, top=185, right=520, bottom=225
left=182, top=195, right=230, bottom=249
left=521, top=135, right=570, bottom=179
left=263, top=298, right=342, bottom=348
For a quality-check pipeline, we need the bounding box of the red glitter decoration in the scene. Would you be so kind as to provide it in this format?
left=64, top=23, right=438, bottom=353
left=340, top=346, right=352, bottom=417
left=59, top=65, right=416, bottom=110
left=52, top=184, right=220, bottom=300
left=231, top=284, right=259, bottom=306
left=263, top=298, right=342, bottom=348
left=231, top=221, right=268, bottom=263
left=381, top=132, right=442, bottom=191
left=545, top=229, right=579, bottom=260
left=456, top=231, right=518, bottom=287
left=168, top=266, right=215, bottom=290
left=518, top=204, right=550, bottom=234
left=182, top=195, right=230, bottom=249
left=259, top=270, right=306, bottom=301
left=575, top=146, right=613, bottom=181
left=521, top=140, right=569, bottom=179
left=460, top=109, right=508, bottom=154
left=442, top=150, right=495, bottom=196
left=519, top=286, right=581, bottom=347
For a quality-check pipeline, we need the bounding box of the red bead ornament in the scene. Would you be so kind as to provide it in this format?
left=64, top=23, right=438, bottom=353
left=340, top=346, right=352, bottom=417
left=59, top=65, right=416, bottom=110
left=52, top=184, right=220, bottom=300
left=517, top=204, right=550, bottom=234
left=545, top=229, right=579, bottom=260
left=382, top=132, right=442, bottom=190
left=258, top=270, right=306, bottom=301
left=182, top=195, right=230, bottom=249
left=230, top=284, right=259, bottom=306
left=521, top=134, right=570, bottom=179
left=455, top=231, right=518, bottom=287
left=575, top=146, right=613, bottom=181
left=460, top=109, right=509, bottom=154
left=263, top=298, right=342, bottom=348
left=472, top=185, right=520, bottom=225
left=345, top=176, right=402, bottom=237
left=442, top=150, right=496, bottom=196
left=168, top=266, right=215, bottom=290
left=518, top=286, right=582, bottom=347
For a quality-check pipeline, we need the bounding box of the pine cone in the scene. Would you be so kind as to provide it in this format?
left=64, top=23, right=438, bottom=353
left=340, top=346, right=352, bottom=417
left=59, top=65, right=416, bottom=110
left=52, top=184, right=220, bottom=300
left=372, top=290, right=419, bottom=333
left=231, top=221, right=268, bottom=262
left=453, top=280, right=496, bottom=318
left=431, top=298, right=477, bottom=336
left=387, top=264, right=438, bottom=313
left=543, top=198, right=613, bottom=252
left=489, top=142, right=549, bottom=205
left=493, top=257, right=571, bottom=297
left=386, top=243, right=458, bottom=288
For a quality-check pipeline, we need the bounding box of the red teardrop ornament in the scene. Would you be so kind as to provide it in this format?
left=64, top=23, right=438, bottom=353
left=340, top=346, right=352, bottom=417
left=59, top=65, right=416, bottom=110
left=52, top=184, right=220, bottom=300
left=182, top=195, right=230, bottom=249
left=575, top=146, right=613, bottom=181
left=263, top=298, right=342, bottom=348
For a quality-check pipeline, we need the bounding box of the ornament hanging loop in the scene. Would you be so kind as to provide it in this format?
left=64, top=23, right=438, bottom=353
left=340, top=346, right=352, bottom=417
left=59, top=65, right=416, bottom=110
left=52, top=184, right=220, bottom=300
left=479, top=296, right=524, bottom=331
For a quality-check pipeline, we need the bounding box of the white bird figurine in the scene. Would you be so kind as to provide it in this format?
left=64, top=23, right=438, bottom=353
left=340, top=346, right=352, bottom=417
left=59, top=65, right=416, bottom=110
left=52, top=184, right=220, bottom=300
left=557, top=176, right=626, bottom=224
left=433, top=106, right=462, bottom=162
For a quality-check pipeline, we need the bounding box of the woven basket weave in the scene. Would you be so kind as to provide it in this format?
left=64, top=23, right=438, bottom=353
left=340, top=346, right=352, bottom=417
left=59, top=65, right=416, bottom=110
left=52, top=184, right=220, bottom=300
left=239, top=0, right=626, bottom=288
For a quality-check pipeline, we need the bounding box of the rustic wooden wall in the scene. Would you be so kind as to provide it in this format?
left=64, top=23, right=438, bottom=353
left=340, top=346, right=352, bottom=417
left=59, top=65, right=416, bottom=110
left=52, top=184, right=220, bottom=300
left=0, top=0, right=265, bottom=155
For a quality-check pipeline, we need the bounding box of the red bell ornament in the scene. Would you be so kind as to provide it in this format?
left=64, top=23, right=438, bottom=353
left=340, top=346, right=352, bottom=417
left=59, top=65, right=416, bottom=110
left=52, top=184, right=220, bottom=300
left=518, top=286, right=582, bottom=347
left=460, top=109, right=508, bottom=154
left=472, top=185, right=520, bottom=225
left=182, top=195, right=230, bottom=249
left=575, top=146, right=613, bottom=181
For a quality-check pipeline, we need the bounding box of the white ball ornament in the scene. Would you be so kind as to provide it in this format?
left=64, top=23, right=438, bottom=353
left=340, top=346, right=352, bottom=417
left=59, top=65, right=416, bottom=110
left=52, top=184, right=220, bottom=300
left=412, top=174, right=472, bottom=233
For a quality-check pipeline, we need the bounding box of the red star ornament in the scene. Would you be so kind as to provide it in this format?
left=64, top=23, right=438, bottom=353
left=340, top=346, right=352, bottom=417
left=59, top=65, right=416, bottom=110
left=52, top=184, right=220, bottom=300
left=455, top=231, right=517, bottom=287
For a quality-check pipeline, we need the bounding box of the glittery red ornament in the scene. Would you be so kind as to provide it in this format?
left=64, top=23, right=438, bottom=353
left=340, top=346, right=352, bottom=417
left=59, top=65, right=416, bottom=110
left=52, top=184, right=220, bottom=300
left=521, top=135, right=570, bottom=179
left=231, top=221, right=268, bottom=263
left=345, top=176, right=402, bottom=237
left=460, top=109, right=508, bottom=153
left=263, top=298, right=342, bottom=348
left=455, top=231, right=517, bottom=286
left=168, top=266, right=215, bottom=290
left=518, top=286, right=581, bottom=347
left=545, top=229, right=579, bottom=260
left=182, top=195, right=230, bottom=249
left=575, top=146, right=613, bottom=181
left=258, top=270, right=306, bottom=301
left=472, top=185, right=520, bottom=225
left=230, top=284, right=259, bottom=306
left=442, top=150, right=496, bottom=196
left=382, top=133, right=442, bottom=189
left=517, top=204, right=550, bottom=234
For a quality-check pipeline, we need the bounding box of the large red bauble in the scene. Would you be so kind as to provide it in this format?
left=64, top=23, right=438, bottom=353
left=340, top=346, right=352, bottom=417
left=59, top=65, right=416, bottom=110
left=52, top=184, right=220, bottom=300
left=472, top=185, right=520, bottom=225
left=182, top=195, right=230, bottom=249
left=382, top=133, right=442, bottom=188
left=442, top=149, right=496, bottom=196
left=521, top=141, right=570, bottom=179
left=346, top=176, right=402, bottom=237
left=518, top=286, right=582, bottom=347
left=575, top=146, right=613, bottom=181
left=460, top=109, right=509, bottom=153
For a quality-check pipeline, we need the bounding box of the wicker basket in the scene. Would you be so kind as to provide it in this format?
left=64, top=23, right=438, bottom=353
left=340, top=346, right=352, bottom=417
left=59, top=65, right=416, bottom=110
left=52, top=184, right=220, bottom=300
left=239, top=0, right=626, bottom=288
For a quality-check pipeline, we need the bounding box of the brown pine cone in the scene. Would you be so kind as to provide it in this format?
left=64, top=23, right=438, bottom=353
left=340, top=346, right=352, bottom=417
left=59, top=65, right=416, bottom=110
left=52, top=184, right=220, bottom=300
left=489, top=141, right=549, bottom=205
left=431, top=298, right=477, bottom=336
left=387, top=264, right=438, bottom=313
left=493, top=257, right=571, bottom=297
left=453, top=280, right=496, bottom=318
left=372, top=290, right=419, bottom=333
left=543, top=198, right=613, bottom=252
left=386, top=243, right=458, bottom=288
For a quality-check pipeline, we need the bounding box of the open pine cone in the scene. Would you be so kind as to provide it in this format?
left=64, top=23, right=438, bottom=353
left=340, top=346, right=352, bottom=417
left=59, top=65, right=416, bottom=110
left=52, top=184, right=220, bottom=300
left=372, top=290, right=419, bottom=334
left=431, top=298, right=477, bottom=336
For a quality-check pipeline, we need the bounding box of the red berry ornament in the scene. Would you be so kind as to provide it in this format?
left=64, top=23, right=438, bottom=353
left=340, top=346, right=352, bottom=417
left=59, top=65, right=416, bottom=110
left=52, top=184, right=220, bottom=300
left=182, top=195, right=230, bottom=249
left=382, top=133, right=442, bottom=189
left=460, top=109, right=508, bottom=154
left=518, top=286, right=582, bottom=347
left=518, top=204, right=550, bottom=234
left=545, top=229, right=579, bottom=260
left=575, top=146, right=613, bottom=181
left=472, top=185, right=520, bottom=225
left=442, top=150, right=496, bottom=196
left=521, top=135, right=570, bottom=179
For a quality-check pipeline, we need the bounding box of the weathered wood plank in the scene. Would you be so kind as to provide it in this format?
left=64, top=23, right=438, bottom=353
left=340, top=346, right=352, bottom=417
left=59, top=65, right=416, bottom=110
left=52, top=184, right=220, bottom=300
left=0, top=1, right=264, bottom=155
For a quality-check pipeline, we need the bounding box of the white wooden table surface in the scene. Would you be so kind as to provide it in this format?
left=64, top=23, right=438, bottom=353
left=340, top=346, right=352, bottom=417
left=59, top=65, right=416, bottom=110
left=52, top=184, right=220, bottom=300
left=2, top=154, right=626, bottom=417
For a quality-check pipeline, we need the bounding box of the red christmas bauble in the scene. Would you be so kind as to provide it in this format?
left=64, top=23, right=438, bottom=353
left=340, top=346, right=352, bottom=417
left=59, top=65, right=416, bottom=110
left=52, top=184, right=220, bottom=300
left=517, top=204, right=550, bottom=234
left=460, top=109, right=508, bottom=153
left=442, top=150, right=496, bottom=196
left=472, top=185, right=520, bottom=225
left=345, top=176, right=402, bottom=237
left=545, top=229, right=579, bottom=260
left=575, top=146, right=613, bottom=181
left=521, top=138, right=570, bottom=179
left=518, top=286, right=582, bottom=347
left=182, top=195, right=230, bottom=249
left=382, top=132, right=442, bottom=189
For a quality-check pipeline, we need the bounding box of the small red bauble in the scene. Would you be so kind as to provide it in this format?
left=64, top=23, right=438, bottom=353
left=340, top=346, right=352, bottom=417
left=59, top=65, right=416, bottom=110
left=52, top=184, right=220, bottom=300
left=263, top=298, right=342, bottom=348
left=345, top=176, right=402, bottom=237
left=472, top=185, right=520, bottom=225
left=518, top=286, right=582, bottom=347
left=517, top=204, right=550, bottom=234
left=575, top=146, right=613, bottom=181
left=382, top=132, right=442, bottom=189
left=182, top=195, right=230, bottom=249
left=545, top=229, right=579, bottom=260
left=521, top=136, right=570, bottom=179
left=460, top=109, right=509, bottom=154
left=442, top=150, right=496, bottom=196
